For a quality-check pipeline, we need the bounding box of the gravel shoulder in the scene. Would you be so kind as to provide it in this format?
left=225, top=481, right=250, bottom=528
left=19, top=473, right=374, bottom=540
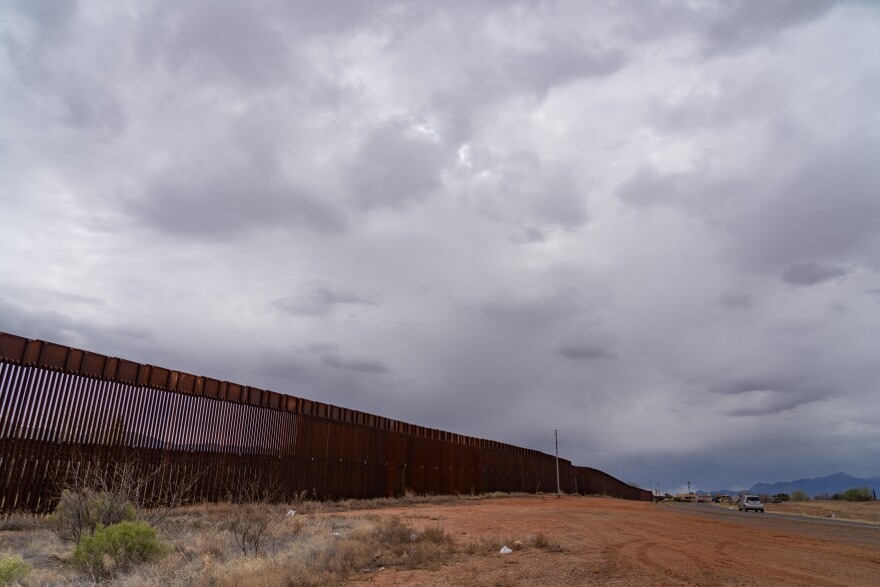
left=347, top=495, right=880, bottom=586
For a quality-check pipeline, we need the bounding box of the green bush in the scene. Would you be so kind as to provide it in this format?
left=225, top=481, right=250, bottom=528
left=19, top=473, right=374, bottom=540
left=791, top=490, right=809, bottom=502
left=49, top=488, right=137, bottom=543
left=0, top=555, right=30, bottom=586
left=841, top=486, right=873, bottom=502
left=72, top=521, right=167, bottom=579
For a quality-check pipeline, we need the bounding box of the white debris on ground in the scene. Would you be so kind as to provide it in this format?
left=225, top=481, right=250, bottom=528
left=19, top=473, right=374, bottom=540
left=286, top=509, right=297, bottom=516
left=499, top=546, right=513, bottom=554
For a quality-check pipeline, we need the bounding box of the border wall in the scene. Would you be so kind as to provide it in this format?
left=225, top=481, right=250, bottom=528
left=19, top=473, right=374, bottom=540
left=0, top=331, right=652, bottom=512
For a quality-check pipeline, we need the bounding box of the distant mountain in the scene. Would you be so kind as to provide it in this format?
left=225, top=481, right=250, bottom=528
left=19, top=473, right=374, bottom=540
left=750, top=472, right=880, bottom=498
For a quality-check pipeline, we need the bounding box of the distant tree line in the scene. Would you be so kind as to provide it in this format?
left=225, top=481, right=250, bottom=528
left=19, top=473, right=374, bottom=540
left=780, top=487, right=874, bottom=502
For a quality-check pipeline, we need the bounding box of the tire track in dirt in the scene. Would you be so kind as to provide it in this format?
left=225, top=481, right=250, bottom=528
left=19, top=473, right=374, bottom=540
left=349, top=496, right=880, bottom=586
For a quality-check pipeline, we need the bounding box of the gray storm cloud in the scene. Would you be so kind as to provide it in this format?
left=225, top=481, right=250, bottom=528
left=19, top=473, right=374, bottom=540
left=2, top=0, right=880, bottom=493
left=781, top=261, right=849, bottom=286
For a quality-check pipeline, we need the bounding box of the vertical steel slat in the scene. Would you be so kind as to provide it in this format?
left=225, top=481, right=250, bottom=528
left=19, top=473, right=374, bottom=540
left=45, top=373, right=82, bottom=509
left=298, top=413, right=314, bottom=499
left=204, top=398, right=222, bottom=499
left=33, top=370, right=68, bottom=510
left=87, top=379, right=114, bottom=464
left=247, top=403, right=262, bottom=488
left=70, top=376, right=97, bottom=445
left=54, top=372, right=86, bottom=471
left=228, top=401, right=247, bottom=497
left=165, top=392, right=189, bottom=497
left=0, top=362, right=19, bottom=439
left=2, top=366, right=39, bottom=509
left=217, top=398, right=234, bottom=501
left=189, top=393, right=208, bottom=502
left=36, top=370, right=64, bottom=443
left=21, top=369, right=59, bottom=510
left=186, top=395, right=207, bottom=502
left=19, top=367, right=48, bottom=442
left=7, top=367, right=43, bottom=508
left=139, top=386, right=165, bottom=500
left=0, top=363, right=21, bottom=508
left=281, top=411, right=296, bottom=500
left=82, top=378, right=111, bottom=487
left=13, top=367, right=49, bottom=507
left=3, top=364, right=33, bottom=441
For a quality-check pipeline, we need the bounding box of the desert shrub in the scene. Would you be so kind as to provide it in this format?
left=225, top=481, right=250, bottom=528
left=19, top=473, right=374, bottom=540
left=224, top=502, right=282, bottom=556
left=530, top=532, right=563, bottom=552
left=48, top=488, right=137, bottom=544
left=72, top=521, right=167, bottom=579
left=0, top=555, right=30, bottom=586
left=791, top=490, right=809, bottom=502
left=49, top=456, right=201, bottom=541
left=841, top=487, right=873, bottom=502
left=354, top=517, right=455, bottom=570
left=222, top=481, right=287, bottom=556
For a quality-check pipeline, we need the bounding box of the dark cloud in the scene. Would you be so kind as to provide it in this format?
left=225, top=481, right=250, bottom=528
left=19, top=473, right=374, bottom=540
left=143, top=1, right=294, bottom=87
left=272, top=285, right=377, bottom=317
left=710, top=378, right=834, bottom=417
left=347, top=120, right=451, bottom=210
left=722, top=389, right=826, bottom=417
left=129, top=166, right=346, bottom=239
left=702, top=0, right=841, bottom=55
left=616, top=167, right=686, bottom=209
left=555, top=344, right=615, bottom=362
left=509, top=37, right=626, bottom=99
left=618, top=0, right=847, bottom=57
left=475, top=288, right=588, bottom=331
left=718, top=291, right=752, bottom=309
left=728, top=144, right=880, bottom=272
left=465, top=151, right=590, bottom=230
left=7, top=0, right=79, bottom=43
left=615, top=164, right=747, bottom=223
left=781, top=261, right=849, bottom=286
left=0, top=298, right=149, bottom=356
left=321, top=354, right=388, bottom=374
left=508, top=224, right=556, bottom=244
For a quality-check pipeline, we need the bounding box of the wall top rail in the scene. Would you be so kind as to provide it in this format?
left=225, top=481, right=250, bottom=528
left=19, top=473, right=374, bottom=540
left=0, top=330, right=559, bottom=462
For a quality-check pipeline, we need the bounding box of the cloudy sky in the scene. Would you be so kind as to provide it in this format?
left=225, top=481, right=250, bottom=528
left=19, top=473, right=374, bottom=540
left=2, top=0, right=880, bottom=493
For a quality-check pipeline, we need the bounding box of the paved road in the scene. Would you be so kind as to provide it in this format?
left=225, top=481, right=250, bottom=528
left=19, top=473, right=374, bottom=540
left=663, top=502, right=880, bottom=547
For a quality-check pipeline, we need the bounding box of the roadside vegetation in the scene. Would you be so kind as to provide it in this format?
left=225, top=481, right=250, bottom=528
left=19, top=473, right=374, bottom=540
left=0, top=471, right=548, bottom=586
left=754, top=487, right=880, bottom=524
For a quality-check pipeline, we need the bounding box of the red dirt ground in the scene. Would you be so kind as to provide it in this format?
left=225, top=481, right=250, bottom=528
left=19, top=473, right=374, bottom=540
left=349, top=495, right=880, bottom=586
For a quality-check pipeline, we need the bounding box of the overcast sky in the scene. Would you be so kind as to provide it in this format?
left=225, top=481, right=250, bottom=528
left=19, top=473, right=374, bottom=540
left=2, top=0, right=879, bottom=493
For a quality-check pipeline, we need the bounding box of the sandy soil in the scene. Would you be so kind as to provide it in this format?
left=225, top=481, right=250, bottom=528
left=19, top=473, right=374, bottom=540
left=347, top=495, right=880, bottom=586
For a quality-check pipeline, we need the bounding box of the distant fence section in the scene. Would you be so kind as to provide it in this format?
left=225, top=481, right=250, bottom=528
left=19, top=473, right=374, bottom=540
left=0, top=331, right=652, bottom=512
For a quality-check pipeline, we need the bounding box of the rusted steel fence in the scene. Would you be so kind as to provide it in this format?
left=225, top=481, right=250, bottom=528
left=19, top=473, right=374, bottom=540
left=0, top=331, right=652, bottom=512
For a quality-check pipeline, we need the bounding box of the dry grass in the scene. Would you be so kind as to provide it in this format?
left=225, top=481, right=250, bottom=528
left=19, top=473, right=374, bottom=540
left=768, top=500, right=880, bottom=523
left=458, top=528, right=563, bottom=557
left=6, top=513, right=453, bottom=586
left=1, top=491, right=543, bottom=586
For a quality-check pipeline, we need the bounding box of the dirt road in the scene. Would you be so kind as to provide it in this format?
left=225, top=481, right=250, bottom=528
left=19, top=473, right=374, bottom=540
left=351, top=495, right=880, bottom=586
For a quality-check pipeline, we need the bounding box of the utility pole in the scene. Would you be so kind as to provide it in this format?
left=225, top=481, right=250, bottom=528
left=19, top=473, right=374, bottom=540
left=555, top=430, right=561, bottom=498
